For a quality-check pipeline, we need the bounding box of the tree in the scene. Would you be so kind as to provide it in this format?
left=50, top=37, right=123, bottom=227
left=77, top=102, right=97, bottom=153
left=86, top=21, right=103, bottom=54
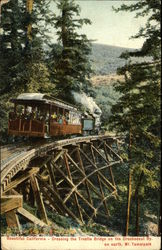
left=113, top=0, right=161, bottom=59
left=110, top=0, right=161, bottom=235
left=52, top=0, right=93, bottom=102
left=0, top=0, right=55, bottom=142
left=0, top=0, right=22, bottom=96
left=15, top=0, right=55, bottom=94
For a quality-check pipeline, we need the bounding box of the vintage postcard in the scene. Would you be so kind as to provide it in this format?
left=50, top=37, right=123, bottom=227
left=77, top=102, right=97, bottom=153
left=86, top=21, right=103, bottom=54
left=0, top=0, right=161, bottom=249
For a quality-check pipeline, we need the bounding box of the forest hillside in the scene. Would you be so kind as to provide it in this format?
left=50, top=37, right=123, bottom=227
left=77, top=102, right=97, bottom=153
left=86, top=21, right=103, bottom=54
left=90, top=43, right=128, bottom=126
left=91, top=43, right=132, bottom=75
left=89, top=43, right=152, bottom=126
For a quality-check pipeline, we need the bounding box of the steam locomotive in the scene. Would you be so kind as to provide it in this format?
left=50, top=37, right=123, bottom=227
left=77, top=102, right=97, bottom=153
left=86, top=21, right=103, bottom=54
left=8, top=93, right=101, bottom=138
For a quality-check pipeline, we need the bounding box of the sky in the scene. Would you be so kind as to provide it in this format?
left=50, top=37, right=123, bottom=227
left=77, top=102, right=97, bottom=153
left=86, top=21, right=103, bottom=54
left=51, top=0, right=147, bottom=49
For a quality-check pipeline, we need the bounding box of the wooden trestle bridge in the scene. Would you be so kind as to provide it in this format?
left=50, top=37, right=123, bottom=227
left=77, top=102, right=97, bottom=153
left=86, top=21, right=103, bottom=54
left=1, top=135, right=123, bottom=232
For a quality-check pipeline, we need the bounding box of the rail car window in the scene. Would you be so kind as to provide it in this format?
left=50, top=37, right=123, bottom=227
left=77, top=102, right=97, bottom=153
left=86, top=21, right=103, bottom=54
left=69, top=112, right=81, bottom=125
left=51, top=107, right=70, bottom=125
left=57, top=108, right=64, bottom=124
left=65, top=111, right=70, bottom=124
left=10, top=104, right=49, bottom=121
left=16, top=105, right=25, bottom=118
left=50, top=106, right=79, bottom=125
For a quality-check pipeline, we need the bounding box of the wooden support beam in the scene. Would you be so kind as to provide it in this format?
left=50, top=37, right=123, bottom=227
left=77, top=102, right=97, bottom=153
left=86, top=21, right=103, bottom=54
left=95, top=140, right=104, bottom=150
left=57, top=178, right=64, bottom=186
left=37, top=174, right=83, bottom=225
left=38, top=156, right=52, bottom=168
left=90, top=145, right=110, bottom=217
left=64, top=153, right=84, bottom=223
left=52, top=150, right=65, bottom=164
left=52, top=162, right=96, bottom=212
left=79, top=148, right=116, bottom=191
left=40, top=186, right=65, bottom=215
left=103, top=142, right=116, bottom=188
left=8, top=189, right=20, bottom=195
left=3, top=168, right=39, bottom=193
left=5, top=210, right=21, bottom=232
left=30, top=174, right=48, bottom=225
left=76, top=147, right=93, bottom=205
left=104, top=142, right=123, bottom=162
left=39, top=174, right=49, bottom=182
left=46, top=162, right=58, bottom=192
left=88, top=190, right=117, bottom=224
left=40, top=167, right=48, bottom=177
left=17, top=207, right=47, bottom=227
left=1, top=195, right=23, bottom=214
left=69, top=147, right=77, bottom=156
left=64, top=163, right=113, bottom=204
left=91, top=144, right=109, bottom=164
left=66, top=153, right=103, bottom=198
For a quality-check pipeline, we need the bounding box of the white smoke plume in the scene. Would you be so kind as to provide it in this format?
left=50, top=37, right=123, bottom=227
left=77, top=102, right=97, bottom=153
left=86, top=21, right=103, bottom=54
left=72, top=91, right=102, bottom=115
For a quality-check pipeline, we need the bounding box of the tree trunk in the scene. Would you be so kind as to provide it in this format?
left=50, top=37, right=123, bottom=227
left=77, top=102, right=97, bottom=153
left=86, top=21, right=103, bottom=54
left=134, top=171, right=144, bottom=236
left=125, top=130, right=132, bottom=236
left=136, top=193, right=140, bottom=236
left=125, top=169, right=132, bottom=236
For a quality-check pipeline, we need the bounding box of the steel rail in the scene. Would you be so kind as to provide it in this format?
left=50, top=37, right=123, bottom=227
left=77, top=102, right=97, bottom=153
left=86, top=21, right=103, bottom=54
left=0, top=142, right=26, bottom=152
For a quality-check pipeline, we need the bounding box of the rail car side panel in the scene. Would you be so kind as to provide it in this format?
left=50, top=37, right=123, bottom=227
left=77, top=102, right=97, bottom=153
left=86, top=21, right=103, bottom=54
left=8, top=119, right=82, bottom=137
left=8, top=119, right=45, bottom=137
left=50, top=122, right=82, bottom=136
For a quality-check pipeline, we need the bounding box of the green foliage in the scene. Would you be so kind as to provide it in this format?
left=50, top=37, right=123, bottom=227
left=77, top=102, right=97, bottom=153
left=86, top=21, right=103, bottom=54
left=113, top=0, right=161, bottom=59
left=109, top=0, right=161, bottom=234
left=90, top=84, right=120, bottom=126
left=109, top=60, right=161, bottom=222
left=91, top=44, right=131, bottom=75
left=0, top=0, right=55, bottom=142
left=46, top=209, right=77, bottom=229
left=81, top=223, right=110, bottom=236
left=23, top=202, right=38, bottom=217
left=1, top=214, right=8, bottom=235
left=50, top=0, right=93, bottom=102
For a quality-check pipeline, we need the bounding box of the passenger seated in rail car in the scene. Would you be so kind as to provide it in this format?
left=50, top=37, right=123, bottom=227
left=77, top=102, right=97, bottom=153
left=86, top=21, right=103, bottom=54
left=39, top=110, right=46, bottom=121
left=62, top=115, right=67, bottom=125
left=20, top=108, right=25, bottom=119
left=65, top=112, right=69, bottom=124
left=25, top=109, right=29, bottom=119
left=36, top=110, right=41, bottom=121
left=39, top=113, right=44, bottom=121
left=30, top=107, right=38, bottom=120
left=58, top=115, right=63, bottom=124
left=46, top=113, right=49, bottom=121
left=51, top=112, right=57, bottom=121
left=15, top=105, right=23, bottom=119
left=9, top=111, right=16, bottom=120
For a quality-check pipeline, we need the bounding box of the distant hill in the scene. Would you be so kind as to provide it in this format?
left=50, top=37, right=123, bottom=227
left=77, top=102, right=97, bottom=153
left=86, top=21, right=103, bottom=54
left=89, top=44, right=132, bottom=124
left=90, top=44, right=127, bottom=86
left=91, top=43, right=152, bottom=76
left=91, top=43, right=132, bottom=75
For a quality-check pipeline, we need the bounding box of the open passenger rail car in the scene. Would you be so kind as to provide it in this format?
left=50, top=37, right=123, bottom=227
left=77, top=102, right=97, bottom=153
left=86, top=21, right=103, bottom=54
left=8, top=93, right=84, bottom=138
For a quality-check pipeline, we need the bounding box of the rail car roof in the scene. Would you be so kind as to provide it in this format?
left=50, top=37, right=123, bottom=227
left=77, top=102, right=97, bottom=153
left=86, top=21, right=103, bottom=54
left=11, top=93, right=78, bottom=112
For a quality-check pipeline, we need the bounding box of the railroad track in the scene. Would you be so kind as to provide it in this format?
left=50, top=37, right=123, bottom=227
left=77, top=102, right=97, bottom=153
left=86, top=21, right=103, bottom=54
left=1, top=141, right=33, bottom=163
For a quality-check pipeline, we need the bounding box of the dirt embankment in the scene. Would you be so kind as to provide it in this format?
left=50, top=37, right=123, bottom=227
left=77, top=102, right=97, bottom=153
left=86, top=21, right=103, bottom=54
left=91, top=74, right=124, bottom=86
